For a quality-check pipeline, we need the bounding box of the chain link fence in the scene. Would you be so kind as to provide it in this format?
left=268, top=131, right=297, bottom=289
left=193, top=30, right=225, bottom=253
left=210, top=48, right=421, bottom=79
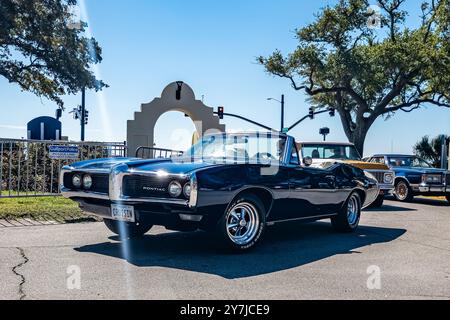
left=0, top=138, right=127, bottom=198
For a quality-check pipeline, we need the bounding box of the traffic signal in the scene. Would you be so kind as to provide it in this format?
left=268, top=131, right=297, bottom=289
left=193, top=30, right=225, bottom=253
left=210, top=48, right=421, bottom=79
left=308, top=107, right=314, bottom=119
left=84, top=110, right=89, bottom=125
left=71, top=106, right=80, bottom=119
left=218, top=106, right=224, bottom=119
left=328, top=107, right=335, bottom=117
left=55, top=108, right=62, bottom=120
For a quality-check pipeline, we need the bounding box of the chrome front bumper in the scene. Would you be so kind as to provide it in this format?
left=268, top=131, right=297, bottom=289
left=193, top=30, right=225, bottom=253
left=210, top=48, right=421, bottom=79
left=410, top=183, right=448, bottom=193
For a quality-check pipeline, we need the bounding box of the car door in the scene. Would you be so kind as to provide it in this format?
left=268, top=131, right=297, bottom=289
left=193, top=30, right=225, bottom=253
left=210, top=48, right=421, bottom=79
left=275, top=143, right=338, bottom=220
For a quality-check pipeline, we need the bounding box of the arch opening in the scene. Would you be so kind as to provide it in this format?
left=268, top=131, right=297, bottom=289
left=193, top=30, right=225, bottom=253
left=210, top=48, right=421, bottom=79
left=154, top=111, right=198, bottom=151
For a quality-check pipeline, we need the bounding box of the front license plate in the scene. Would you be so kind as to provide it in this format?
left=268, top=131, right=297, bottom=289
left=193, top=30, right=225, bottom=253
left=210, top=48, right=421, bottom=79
left=111, top=204, right=135, bottom=222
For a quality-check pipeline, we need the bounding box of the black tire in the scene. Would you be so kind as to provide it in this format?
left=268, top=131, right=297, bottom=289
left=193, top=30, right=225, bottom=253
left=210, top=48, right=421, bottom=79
left=367, top=193, right=384, bottom=208
left=331, top=192, right=361, bottom=232
left=394, top=180, right=414, bottom=202
left=103, top=219, right=153, bottom=238
left=216, top=194, right=266, bottom=252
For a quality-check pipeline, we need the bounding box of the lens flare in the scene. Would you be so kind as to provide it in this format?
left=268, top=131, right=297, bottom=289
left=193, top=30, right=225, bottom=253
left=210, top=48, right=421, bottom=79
left=78, top=0, right=113, bottom=141
left=77, top=1, right=132, bottom=298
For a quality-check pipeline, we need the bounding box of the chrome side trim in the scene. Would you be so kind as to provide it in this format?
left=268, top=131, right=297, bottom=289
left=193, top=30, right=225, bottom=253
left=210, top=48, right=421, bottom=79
left=267, top=213, right=338, bottom=225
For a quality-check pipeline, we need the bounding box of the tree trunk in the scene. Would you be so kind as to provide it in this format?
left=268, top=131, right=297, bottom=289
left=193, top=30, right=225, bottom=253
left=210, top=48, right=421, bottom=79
left=337, top=109, right=372, bottom=157
left=352, top=132, right=367, bottom=157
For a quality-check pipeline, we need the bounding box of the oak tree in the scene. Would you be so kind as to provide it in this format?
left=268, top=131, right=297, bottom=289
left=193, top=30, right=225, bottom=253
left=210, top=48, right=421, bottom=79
left=259, top=0, right=450, bottom=154
left=0, top=0, right=106, bottom=107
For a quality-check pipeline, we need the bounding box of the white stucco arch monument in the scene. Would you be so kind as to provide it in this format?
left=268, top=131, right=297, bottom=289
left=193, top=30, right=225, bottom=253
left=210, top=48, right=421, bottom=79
left=127, top=82, right=226, bottom=155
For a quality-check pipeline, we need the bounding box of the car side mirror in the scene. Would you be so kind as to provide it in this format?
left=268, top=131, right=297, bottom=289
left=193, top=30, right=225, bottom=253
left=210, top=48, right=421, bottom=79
left=303, top=156, right=312, bottom=166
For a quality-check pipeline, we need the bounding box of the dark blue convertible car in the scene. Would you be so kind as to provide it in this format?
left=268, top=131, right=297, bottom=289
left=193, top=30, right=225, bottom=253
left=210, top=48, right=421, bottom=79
left=61, top=132, right=378, bottom=251
left=365, top=154, right=450, bottom=203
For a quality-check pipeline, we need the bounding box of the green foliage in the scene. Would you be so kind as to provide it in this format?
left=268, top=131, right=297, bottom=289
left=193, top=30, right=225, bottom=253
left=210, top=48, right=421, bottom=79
left=0, top=194, right=86, bottom=222
left=413, top=134, right=449, bottom=167
left=259, top=0, right=450, bottom=154
left=0, top=0, right=106, bottom=107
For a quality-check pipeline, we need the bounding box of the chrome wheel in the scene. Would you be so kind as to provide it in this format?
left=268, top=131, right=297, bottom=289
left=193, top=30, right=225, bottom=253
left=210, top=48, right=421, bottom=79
left=226, top=202, right=260, bottom=246
left=347, top=195, right=359, bottom=226
left=396, top=181, right=409, bottom=201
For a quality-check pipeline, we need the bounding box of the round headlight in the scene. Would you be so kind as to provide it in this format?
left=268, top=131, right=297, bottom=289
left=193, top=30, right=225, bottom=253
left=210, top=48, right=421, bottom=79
left=83, top=174, right=93, bottom=189
left=168, top=181, right=182, bottom=197
left=183, top=183, right=191, bottom=198
left=72, top=174, right=82, bottom=188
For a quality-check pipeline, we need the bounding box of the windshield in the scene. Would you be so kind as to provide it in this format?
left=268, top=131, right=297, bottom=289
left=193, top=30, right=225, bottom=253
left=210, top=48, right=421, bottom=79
left=181, top=133, right=286, bottom=163
left=302, top=144, right=361, bottom=160
left=387, top=156, right=431, bottom=168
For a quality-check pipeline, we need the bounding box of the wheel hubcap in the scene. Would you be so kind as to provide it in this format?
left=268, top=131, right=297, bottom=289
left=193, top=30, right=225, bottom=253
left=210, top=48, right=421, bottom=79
left=226, top=202, right=259, bottom=245
left=396, top=182, right=408, bottom=200
left=347, top=195, right=359, bottom=226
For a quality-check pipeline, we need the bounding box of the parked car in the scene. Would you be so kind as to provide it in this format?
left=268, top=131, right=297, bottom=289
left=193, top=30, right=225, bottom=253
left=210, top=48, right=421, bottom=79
left=365, top=154, right=450, bottom=203
left=296, top=142, right=394, bottom=207
left=60, top=132, right=379, bottom=251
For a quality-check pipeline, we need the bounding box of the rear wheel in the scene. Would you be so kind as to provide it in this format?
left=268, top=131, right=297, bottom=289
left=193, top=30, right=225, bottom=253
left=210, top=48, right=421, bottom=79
left=394, top=180, right=413, bottom=202
left=103, top=219, right=153, bottom=238
left=368, top=193, right=384, bottom=208
left=331, top=192, right=361, bottom=232
left=217, top=194, right=266, bottom=252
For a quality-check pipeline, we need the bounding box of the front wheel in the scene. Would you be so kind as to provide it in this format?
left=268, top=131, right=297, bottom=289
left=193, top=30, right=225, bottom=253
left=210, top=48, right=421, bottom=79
left=216, top=194, right=266, bottom=252
left=394, top=180, right=413, bottom=202
left=331, top=192, right=361, bottom=232
left=103, top=219, right=153, bottom=238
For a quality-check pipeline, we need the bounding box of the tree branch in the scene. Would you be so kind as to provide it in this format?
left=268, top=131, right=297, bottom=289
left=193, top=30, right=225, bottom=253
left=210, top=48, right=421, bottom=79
left=385, top=98, right=450, bottom=113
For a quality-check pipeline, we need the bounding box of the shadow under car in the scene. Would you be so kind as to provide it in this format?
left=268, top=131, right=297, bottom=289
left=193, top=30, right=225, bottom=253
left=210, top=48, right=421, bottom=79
left=75, top=221, right=406, bottom=279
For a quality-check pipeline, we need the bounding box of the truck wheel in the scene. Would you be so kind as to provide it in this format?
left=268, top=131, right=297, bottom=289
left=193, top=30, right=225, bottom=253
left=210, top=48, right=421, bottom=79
left=368, top=194, right=384, bottom=208
left=394, top=180, right=413, bottom=202
left=217, top=194, right=266, bottom=252
left=331, top=192, right=361, bottom=232
left=103, top=219, right=153, bottom=238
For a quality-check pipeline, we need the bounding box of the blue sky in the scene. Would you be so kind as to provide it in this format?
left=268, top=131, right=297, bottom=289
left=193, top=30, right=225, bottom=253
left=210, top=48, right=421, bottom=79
left=1, top=0, right=449, bottom=156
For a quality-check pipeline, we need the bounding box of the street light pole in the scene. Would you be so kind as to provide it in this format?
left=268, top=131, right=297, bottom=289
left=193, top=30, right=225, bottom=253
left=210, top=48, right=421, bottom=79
left=281, top=94, right=284, bottom=131
left=80, top=87, right=85, bottom=141
left=267, top=95, right=285, bottom=132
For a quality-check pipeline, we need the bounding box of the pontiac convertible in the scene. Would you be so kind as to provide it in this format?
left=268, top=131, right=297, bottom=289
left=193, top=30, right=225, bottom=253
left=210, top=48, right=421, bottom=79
left=60, top=132, right=379, bottom=251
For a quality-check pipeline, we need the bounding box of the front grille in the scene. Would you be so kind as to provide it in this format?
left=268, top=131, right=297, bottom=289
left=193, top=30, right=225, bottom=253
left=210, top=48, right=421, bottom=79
left=90, top=174, right=109, bottom=193
left=122, top=175, right=188, bottom=199
left=63, top=172, right=109, bottom=194
left=368, top=171, right=384, bottom=183
left=446, top=173, right=450, bottom=185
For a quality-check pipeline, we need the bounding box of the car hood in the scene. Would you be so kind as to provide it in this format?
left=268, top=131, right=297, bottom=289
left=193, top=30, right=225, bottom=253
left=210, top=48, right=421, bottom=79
left=129, top=159, right=215, bottom=175
left=311, top=158, right=389, bottom=170
left=392, top=166, right=449, bottom=174
left=67, top=157, right=217, bottom=175
left=66, top=157, right=141, bottom=170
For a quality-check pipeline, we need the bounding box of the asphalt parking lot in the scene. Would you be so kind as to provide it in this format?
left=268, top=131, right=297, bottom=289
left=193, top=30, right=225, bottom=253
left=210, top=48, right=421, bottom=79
left=0, top=198, right=449, bottom=300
